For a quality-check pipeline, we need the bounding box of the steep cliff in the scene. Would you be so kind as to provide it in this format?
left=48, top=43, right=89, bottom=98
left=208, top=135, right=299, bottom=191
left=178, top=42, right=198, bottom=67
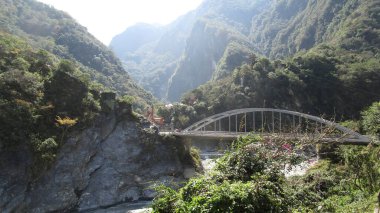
left=109, top=11, right=199, bottom=99
left=0, top=105, right=196, bottom=212
left=166, top=15, right=254, bottom=101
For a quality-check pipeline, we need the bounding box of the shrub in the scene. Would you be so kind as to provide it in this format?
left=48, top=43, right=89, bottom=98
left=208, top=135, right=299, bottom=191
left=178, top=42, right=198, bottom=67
left=340, top=145, right=380, bottom=194
left=32, top=137, right=58, bottom=163
left=361, top=101, right=380, bottom=137
left=216, top=135, right=302, bottom=182
left=31, top=137, right=58, bottom=179
left=189, top=147, right=202, bottom=172
left=153, top=178, right=290, bottom=213
left=152, top=134, right=303, bottom=212
left=189, top=180, right=288, bottom=212
left=118, top=95, right=135, bottom=105
left=152, top=185, right=181, bottom=213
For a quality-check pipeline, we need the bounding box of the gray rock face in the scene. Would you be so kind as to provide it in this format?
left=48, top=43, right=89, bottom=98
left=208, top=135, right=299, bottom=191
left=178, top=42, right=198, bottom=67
left=0, top=113, right=193, bottom=212
left=0, top=146, right=31, bottom=212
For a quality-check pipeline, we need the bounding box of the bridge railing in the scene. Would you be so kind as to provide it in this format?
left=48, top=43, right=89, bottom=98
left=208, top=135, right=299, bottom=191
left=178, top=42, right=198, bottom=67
left=183, top=108, right=369, bottom=143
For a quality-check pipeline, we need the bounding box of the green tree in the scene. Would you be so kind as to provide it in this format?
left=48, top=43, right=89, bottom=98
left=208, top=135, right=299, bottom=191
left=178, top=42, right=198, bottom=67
left=361, top=101, right=380, bottom=137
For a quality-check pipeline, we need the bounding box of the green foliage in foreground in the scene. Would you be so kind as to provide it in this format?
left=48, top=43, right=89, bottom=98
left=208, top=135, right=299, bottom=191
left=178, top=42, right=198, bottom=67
left=152, top=135, right=380, bottom=212
left=152, top=135, right=301, bottom=212
left=361, top=101, right=380, bottom=138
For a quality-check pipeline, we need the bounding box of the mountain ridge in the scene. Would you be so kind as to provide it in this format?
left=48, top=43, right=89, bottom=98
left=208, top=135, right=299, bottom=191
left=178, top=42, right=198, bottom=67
left=110, top=0, right=379, bottom=102
left=0, top=0, right=154, bottom=108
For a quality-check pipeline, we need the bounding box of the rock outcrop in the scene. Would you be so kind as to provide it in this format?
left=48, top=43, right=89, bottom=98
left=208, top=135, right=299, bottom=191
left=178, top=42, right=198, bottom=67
left=0, top=105, right=195, bottom=212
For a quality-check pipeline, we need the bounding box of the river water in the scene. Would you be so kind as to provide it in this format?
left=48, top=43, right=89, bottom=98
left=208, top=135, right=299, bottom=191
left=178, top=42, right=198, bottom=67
left=87, top=201, right=152, bottom=213
left=200, top=152, right=223, bottom=171
left=200, top=151, right=319, bottom=176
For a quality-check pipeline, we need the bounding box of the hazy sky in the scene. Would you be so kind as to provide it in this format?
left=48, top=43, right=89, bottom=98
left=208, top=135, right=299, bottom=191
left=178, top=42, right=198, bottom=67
left=37, top=0, right=203, bottom=45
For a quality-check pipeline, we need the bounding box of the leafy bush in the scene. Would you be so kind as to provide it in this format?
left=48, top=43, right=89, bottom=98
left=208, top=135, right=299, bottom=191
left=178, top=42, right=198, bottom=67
left=31, top=137, right=58, bottom=164
left=361, top=101, right=380, bottom=137
left=152, top=185, right=181, bottom=213
left=216, top=135, right=302, bottom=182
left=30, top=137, right=58, bottom=179
left=189, top=147, right=202, bottom=172
left=154, top=177, right=290, bottom=213
left=153, top=133, right=380, bottom=212
left=288, top=145, right=380, bottom=212
left=179, top=180, right=288, bottom=213
left=118, top=95, right=135, bottom=105
left=0, top=70, right=43, bottom=102
left=340, top=145, right=380, bottom=194
left=152, top=135, right=303, bottom=212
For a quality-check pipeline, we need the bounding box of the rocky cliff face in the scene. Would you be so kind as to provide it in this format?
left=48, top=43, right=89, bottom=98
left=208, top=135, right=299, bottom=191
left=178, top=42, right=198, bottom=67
left=166, top=16, right=254, bottom=101
left=0, top=108, right=195, bottom=212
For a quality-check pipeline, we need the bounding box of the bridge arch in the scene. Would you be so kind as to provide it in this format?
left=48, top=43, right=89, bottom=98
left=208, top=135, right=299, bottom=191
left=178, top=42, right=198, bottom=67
left=183, top=108, right=369, bottom=143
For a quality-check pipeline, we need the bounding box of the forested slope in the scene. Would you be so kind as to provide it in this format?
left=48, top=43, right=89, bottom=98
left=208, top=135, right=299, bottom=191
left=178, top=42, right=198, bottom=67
left=250, top=0, right=380, bottom=58
left=111, top=0, right=379, bottom=102
left=179, top=0, right=380, bottom=119
left=0, top=0, right=154, bottom=106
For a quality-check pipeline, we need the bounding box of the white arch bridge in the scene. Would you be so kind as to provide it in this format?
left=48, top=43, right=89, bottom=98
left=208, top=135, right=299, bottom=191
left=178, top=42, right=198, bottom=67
left=169, top=108, right=370, bottom=145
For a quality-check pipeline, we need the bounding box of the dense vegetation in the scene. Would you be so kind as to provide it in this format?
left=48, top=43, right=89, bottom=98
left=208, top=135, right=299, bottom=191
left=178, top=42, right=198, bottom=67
left=0, top=0, right=155, bottom=179
left=0, top=0, right=379, bottom=210
left=180, top=46, right=380, bottom=122
left=111, top=0, right=379, bottom=102
left=159, top=42, right=379, bottom=129
left=0, top=32, right=100, bottom=174
left=153, top=140, right=380, bottom=212
left=168, top=0, right=380, bottom=126
left=250, top=0, right=380, bottom=58
left=152, top=108, right=380, bottom=212
left=0, top=0, right=154, bottom=109
left=158, top=48, right=379, bottom=131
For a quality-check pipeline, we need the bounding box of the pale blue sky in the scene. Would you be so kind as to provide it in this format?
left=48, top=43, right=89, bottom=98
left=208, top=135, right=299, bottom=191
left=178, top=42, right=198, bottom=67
left=37, top=0, right=203, bottom=45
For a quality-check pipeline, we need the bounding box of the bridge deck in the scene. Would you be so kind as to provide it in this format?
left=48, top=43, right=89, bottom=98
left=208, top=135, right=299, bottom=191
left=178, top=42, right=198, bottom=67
left=160, top=131, right=372, bottom=145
